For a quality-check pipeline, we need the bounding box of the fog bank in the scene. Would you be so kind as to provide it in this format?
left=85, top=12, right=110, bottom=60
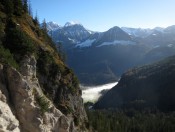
left=81, top=82, right=118, bottom=103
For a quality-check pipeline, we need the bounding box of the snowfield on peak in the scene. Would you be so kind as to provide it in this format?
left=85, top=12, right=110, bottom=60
left=75, top=39, right=96, bottom=48
left=97, top=40, right=136, bottom=47
left=64, top=21, right=82, bottom=27
left=46, top=21, right=61, bottom=31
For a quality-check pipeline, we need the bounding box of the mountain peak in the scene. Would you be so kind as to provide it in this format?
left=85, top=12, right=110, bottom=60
left=110, top=26, right=121, bottom=30
left=64, top=21, right=82, bottom=27
left=107, top=26, right=126, bottom=34
left=46, top=21, right=61, bottom=31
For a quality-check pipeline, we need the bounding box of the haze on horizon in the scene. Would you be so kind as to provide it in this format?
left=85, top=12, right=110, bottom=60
left=31, top=0, right=175, bottom=32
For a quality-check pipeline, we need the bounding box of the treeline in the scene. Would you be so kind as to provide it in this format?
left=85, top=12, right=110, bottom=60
left=1, top=0, right=31, bottom=16
left=85, top=105, right=175, bottom=132
left=0, top=0, right=44, bottom=27
left=1, top=0, right=66, bottom=62
left=0, top=0, right=65, bottom=66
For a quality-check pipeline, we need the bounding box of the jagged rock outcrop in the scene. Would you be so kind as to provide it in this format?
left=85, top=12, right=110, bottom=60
left=0, top=88, right=20, bottom=132
left=0, top=55, right=86, bottom=132
left=0, top=64, right=20, bottom=132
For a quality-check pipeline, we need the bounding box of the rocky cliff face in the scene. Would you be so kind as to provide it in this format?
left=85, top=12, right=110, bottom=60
left=0, top=88, right=20, bottom=132
left=0, top=55, right=87, bottom=132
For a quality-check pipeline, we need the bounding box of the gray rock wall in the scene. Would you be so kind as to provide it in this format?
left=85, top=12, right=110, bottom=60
left=0, top=56, right=87, bottom=132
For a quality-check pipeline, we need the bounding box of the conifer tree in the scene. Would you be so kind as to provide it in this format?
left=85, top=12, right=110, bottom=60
left=42, top=19, right=47, bottom=33
left=22, top=0, right=28, bottom=13
left=4, top=0, right=14, bottom=16
left=13, top=0, right=23, bottom=16
left=28, top=0, right=32, bottom=16
left=34, top=11, right=39, bottom=25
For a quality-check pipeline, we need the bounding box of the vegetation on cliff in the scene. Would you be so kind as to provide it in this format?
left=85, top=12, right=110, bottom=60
left=0, top=0, right=87, bottom=130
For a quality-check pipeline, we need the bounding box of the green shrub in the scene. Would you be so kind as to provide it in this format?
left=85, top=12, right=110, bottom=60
left=0, top=19, right=4, bottom=38
left=0, top=45, right=19, bottom=69
left=69, top=74, right=79, bottom=94
left=37, top=49, right=54, bottom=76
left=36, top=95, right=50, bottom=114
left=4, top=23, right=36, bottom=61
left=74, top=116, right=80, bottom=126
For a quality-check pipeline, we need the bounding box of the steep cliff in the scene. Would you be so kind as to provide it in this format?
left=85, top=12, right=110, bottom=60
left=0, top=58, right=71, bottom=132
left=0, top=76, right=20, bottom=132
left=0, top=1, right=87, bottom=131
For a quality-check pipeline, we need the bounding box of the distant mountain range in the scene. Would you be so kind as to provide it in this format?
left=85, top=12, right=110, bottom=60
left=47, top=21, right=175, bottom=85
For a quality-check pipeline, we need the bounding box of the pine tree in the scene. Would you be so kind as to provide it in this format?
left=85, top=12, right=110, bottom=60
left=13, top=0, right=23, bottom=16
left=42, top=19, right=47, bottom=33
left=0, top=0, right=5, bottom=6
left=4, top=0, right=14, bottom=16
left=50, top=31, right=53, bottom=39
left=34, top=11, right=39, bottom=25
left=22, top=0, right=28, bottom=13
left=28, top=0, right=32, bottom=16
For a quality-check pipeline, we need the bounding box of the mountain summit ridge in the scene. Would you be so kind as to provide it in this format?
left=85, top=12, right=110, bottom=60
left=48, top=21, right=175, bottom=85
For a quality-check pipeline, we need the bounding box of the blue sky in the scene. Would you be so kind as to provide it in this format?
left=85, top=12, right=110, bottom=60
left=30, top=0, right=175, bottom=31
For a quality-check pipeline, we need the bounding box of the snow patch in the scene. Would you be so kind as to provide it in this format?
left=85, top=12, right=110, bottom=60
left=87, top=30, right=94, bottom=34
left=121, top=27, right=153, bottom=38
left=97, top=40, right=136, bottom=47
left=64, top=21, right=81, bottom=27
left=46, top=21, right=61, bottom=31
left=168, top=44, right=173, bottom=47
left=75, top=39, right=96, bottom=48
left=153, top=45, right=160, bottom=48
left=67, top=38, right=78, bottom=43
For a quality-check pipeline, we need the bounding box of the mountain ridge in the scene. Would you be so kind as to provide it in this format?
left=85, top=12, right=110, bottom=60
left=47, top=21, right=175, bottom=85
left=47, top=21, right=175, bottom=41
left=94, top=55, right=175, bottom=112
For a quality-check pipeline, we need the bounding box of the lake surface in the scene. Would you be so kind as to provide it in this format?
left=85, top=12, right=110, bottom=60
left=81, top=82, right=118, bottom=103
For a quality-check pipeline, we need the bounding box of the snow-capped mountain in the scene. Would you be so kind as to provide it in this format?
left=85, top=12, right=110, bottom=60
left=62, top=23, right=90, bottom=41
left=164, top=25, right=175, bottom=33
left=94, top=26, right=133, bottom=46
left=47, top=21, right=175, bottom=49
left=138, top=26, right=175, bottom=48
left=154, top=27, right=164, bottom=32
left=121, top=27, right=153, bottom=38
left=64, top=21, right=82, bottom=27
left=48, top=22, right=93, bottom=49
left=47, top=22, right=175, bottom=85
left=47, top=21, right=137, bottom=49
left=121, top=26, right=169, bottom=38
left=75, top=26, right=135, bottom=48
left=46, top=21, right=61, bottom=31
